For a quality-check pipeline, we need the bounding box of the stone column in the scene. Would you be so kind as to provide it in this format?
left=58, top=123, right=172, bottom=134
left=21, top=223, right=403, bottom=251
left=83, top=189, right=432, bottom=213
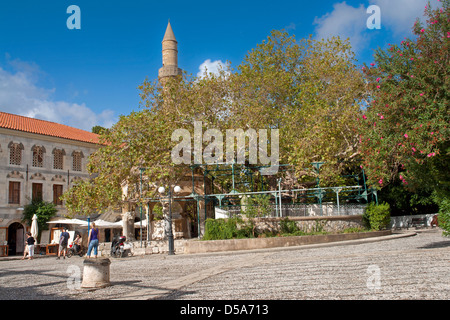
left=81, top=258, right=111, bottom=289
left=161, top=200, right=170, bottom=240
left=122, top=211, right=135, bottom=241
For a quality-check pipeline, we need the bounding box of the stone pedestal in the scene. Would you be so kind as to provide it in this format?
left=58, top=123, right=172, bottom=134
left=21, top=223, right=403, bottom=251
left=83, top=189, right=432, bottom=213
left=81, top=258, right=111, bottom=289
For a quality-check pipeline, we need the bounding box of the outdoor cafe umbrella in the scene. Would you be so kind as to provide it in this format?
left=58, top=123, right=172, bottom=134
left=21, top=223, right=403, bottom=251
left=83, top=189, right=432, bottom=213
left=46, top=218, right=89, bottom=226
left=31, top=214, right=38, bottom=239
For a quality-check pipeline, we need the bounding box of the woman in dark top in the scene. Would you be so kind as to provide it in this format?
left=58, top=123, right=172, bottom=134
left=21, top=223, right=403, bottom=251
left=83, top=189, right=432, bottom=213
left=87, top=222, right=99, bottom=258
left=23, top=232, right=35, bottom=260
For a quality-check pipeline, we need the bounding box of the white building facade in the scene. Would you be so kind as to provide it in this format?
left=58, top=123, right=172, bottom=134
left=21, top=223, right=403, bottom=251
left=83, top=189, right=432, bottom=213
left=0, top=112, right=100, bottom=255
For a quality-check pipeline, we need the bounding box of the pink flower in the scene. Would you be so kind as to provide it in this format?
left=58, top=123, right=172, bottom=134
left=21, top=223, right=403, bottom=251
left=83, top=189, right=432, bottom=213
left=370, top=63, right=375, bottom=66
left=380, top=115, right=384, bottom=119
left=378, top=179, right=383, bottom=185
left=404, top=133, right=409, bottom=138
left=363, top=115, right=367, bottom=120
left=420, top=93, right=424, bottom=96
left=410, top=58, right=414, bottom=61
left=412, top=147, right=416, bottom=152
left=376, top=77, right=381, bottom=82
left=377, top=85, right=381, bottom=89
left=431, top=132, right=434, bottom=135
left=420, top=29, right=425, bottom=33
left=399, top=175, right=403, bottom=180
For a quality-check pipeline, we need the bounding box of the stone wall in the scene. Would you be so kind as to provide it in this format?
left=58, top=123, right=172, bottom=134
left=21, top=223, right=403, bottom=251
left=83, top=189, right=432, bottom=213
left=253, top=215, right=365, bottom=234
left=93, top=215, right=364, bottom=257
left=96, top=239, right=188, bottom=257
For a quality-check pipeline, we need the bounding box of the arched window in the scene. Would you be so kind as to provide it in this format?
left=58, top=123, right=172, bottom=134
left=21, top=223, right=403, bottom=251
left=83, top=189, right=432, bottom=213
left=72, top=151, right=83, bottom=172
left=32, top=145, right=45, bottom=167
left=8, top=142, right=24, bottom=165
left=53, top=148, right=65, bottom=170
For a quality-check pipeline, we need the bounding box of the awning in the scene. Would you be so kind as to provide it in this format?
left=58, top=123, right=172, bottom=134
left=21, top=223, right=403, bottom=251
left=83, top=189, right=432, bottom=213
left=92, top=219, right=122, bottom=228
left=47, top=218, right=88, bottom=226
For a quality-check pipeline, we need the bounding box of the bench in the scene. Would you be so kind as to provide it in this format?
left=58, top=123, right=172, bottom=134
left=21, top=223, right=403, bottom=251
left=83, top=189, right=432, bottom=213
left=409, top=217, right=427, bottom=229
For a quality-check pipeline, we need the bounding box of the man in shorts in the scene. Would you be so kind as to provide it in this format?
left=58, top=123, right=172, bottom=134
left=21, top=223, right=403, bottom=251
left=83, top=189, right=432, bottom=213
left=57, top=228, right=70, bottom=259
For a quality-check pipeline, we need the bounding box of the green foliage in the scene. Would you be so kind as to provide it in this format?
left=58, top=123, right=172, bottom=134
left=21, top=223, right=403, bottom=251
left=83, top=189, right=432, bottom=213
left=280, top=217, right=300, bottom=234
left=243, top=194, right=273, bottom=237
left=363, top=202, right=391, bottom=231
left=359, top=0, right=449, bottom=189
left=378, top=180, right=438, bottom=216
left=21, top=200, right=57, bottom=242
left=152, top=203, right=164, bottom=220
left=244, top=195, right=272, bottom=218
left=203, top=217, right=252, bottom=240
left=435, top=193, right=450, bottom=237
left=91, top=125, right=107, bottom=134
left=358, top=0, right=449, bottom=235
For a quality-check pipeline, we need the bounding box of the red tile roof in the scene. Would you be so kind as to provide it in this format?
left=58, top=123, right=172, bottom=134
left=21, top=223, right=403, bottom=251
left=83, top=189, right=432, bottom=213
left=0, top=111, right=100, bottom=144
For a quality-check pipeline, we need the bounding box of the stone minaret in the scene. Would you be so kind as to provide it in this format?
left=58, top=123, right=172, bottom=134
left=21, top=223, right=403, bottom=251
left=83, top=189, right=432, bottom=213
left=158, top=21, right=182, bottom=83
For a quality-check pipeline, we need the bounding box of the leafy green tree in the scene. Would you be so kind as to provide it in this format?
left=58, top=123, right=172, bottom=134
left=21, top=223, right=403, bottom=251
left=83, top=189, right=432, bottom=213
left=62, top=31, right=366, bottom=217
left=228, top=31, right=365, bottom=186
left=358, top=0, right=449, bottom=233
left=22, top=200, right=57, bottom=242
left=91, top=125, right=107, bottom=134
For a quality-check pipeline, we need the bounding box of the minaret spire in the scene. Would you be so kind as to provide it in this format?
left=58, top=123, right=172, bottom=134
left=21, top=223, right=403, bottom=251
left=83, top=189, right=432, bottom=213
left=158, top=20, right=182, bottom=83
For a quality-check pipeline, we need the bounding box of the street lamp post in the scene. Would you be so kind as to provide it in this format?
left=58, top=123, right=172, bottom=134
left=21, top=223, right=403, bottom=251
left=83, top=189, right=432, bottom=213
left=158, top=185, right=181, bottom=255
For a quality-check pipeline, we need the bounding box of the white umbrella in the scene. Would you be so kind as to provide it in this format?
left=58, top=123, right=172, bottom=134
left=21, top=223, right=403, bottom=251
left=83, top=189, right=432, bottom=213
left=31, top=214, right=38, bottom=239
left=46, top=218, right=88, bottom=226
left=134, top=219, right=148, bottom=228
left=93, top=219, right=122, bottom=228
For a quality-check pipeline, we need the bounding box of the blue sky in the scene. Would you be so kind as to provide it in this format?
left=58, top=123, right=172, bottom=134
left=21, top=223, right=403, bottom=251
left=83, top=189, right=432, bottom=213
left=0, top=0, right=440, bottom=131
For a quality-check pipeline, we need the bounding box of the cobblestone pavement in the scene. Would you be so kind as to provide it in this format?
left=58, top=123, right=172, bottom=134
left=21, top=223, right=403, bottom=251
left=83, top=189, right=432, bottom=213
left=0, top=229, right=449, bottom=300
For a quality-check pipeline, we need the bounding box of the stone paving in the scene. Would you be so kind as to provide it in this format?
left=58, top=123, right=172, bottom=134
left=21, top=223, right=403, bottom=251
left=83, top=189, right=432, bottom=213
left=0, top=229, right=449, bottom=300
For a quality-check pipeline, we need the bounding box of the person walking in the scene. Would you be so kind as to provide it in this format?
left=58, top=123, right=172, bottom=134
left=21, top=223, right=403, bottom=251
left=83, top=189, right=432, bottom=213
left=22, top=232, right=35, bottom=260
left=86, top=223, right=99, bottom=258
left=57, top=228, right=70, bottom=259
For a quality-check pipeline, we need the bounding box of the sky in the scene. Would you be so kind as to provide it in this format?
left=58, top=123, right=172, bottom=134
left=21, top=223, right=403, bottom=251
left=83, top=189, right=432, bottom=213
left=0, top=0, right=441, bottom=132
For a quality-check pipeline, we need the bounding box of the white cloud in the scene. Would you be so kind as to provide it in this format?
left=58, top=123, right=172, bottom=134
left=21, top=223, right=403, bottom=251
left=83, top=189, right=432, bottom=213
left=197, top=59, right=229, bottom=78
left=370, top=0, right=440, bottom=36
left=0, top=57, right=116, bottom=131
left=313, top=0, right=442, bottom=51
left=313, top=2, right=368, bottom=52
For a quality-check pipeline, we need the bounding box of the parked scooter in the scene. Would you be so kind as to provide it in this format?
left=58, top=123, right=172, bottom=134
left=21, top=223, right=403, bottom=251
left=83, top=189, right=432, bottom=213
left=110, top=235, right=133, bottom=258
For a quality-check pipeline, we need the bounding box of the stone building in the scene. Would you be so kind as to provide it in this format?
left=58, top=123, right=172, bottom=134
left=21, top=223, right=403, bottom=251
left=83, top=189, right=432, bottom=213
left=0, top=112, right=100, bottom=255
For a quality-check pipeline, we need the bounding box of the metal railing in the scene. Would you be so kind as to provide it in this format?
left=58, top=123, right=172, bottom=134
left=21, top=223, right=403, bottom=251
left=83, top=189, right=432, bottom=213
left=218, top=203, right=367, bottom=218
